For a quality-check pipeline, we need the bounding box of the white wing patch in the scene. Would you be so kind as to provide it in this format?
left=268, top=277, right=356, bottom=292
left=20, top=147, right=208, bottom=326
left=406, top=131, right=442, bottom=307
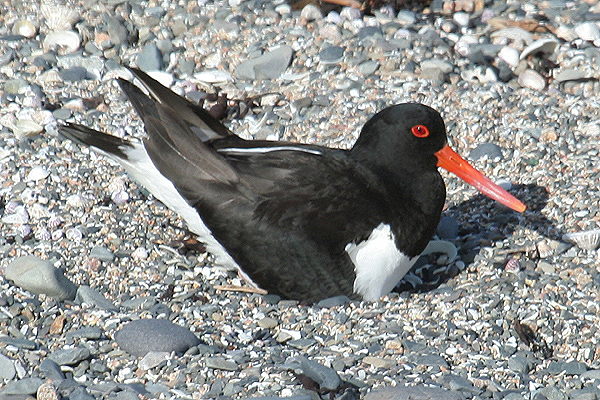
left=217, top=146, right=322, bottom=155
left=345, top=223, right=417, bottom=301
left=94, top=142, right=257, bottom=286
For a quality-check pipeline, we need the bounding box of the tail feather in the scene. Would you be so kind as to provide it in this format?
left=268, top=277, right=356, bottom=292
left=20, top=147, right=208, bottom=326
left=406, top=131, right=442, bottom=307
left=59, top=123, right=133, bottom=160
left=125, top=68, right=234, bottom=141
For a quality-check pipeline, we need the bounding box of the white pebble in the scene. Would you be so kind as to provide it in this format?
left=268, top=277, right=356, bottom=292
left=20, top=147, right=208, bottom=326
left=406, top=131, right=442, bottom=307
left=497, top=46, right=520, bottom=68
left=518, top=69, right=545, bottom=90
left=574, top=22, right=600, bottom=41
left=27, top=166, right=50, bottom=182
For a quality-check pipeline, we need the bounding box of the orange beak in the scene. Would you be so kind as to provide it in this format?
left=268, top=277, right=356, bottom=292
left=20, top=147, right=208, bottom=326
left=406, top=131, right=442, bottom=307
left=435, top=145, right=526, bottom=213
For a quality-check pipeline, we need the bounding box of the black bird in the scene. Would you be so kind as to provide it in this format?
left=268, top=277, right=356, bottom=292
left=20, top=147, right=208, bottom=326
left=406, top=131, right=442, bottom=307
left=60, top=68, right=526, bottom=302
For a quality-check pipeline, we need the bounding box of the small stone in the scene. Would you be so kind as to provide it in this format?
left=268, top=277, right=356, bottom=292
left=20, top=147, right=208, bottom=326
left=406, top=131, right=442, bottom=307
left=234, top=45, right=293, bottom=80
left=301, top=3, right=323, bottom=21
left=75, top=285, right=118, bottom=311
left=0, top=353, right=16, bottom=380
left=13, top=119, right=44, bottom=138
left=363, top=356, right=395, bottom=369
left=48, top=347, right=91, bottom=366
left=257, top=317, right=278, bottom=329
left=518, top=69, right=545, bottom=90
left=358, top=60, right=379, bottom=75
left=365, top=385, right=464, bottom=400
left=497, top=46, right=520, bottom=68
left=38, top=359, right=65, bottom=381
left=469, top=143, right=503, bottom=161
left=555, top=69, right=586, bottom=83
left=319, top=46, right=345, bottom=64
left=138, top=42, right=163, bottom=72
left=289, top=356, right=342, bottom=391
left=205, top=357, right=238, bottom=371
left=1, top=377, right=45, bottom=395
left=115, top=319, right=200, bottom=357
left=5, top=255, right=77, bottom=301
left=575, top=22, right=600, bottom=41
left=396, top=10, right=416, bottom=26
left=26, top=166, right=50, bottom=182
left=420, top=58, right=454, bottom=74
left=453, top=12, right=470, bottom=27
left=90, top=246, right=115, bottom=262
left=59, top=67, right=89, bottom=82
left=437, top=216, right=459, bottom=239
left=139, top=351, right=171, bottom=370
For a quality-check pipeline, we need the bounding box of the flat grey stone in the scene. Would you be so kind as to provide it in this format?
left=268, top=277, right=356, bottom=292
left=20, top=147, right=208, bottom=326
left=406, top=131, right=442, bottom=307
left=437, top=216, right=459, bottom=239
left=114, top=319, right=200, bottom=357
left=205, top=356, right=238, bottom=371
left=138, top=42, right=163, bottom=72
left=365, top=385, right=465, bottom=400
left=319, top=46, right=345, bottom=64
left=5, top=255, right=77, bottom=301
left=288, top=356, right=341, bottom=391
left=234, top=45, right=293, bottom=80
left=48, top=347, right=91, bottom=366
left=75, top=285, right=118, bottom=311
left=469, top=142, right=503, bottom=161
left=38, top=359, right=65, bottom=381
left=90, top=246, right=114, bottom=262
left=317, top=295, right=352, bottom=308
left=0, top=378, right=44, bottom=395
left=0, top=354, right=16, bottom=380
left=66, top=327, right=103, bottom=340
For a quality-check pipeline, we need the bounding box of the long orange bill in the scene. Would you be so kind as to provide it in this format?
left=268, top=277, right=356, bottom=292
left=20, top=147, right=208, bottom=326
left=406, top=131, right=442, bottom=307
left=435, top=145, right=526, bottom=213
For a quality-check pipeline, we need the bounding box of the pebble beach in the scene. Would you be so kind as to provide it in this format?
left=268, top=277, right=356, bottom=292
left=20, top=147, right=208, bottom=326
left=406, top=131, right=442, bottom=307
left=1, top=0, right=600, bottom=399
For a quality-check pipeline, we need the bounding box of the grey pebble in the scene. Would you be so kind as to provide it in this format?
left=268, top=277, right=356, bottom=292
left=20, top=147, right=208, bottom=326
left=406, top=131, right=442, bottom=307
left=38, top=359, right=65, bottom=381
left=66, top=326, right=103, bottom=340
left=469, top=143, right=504, bottom=161
left=106, top=16, right=129, bottom=45
left=0, top=337, right=36, bottom=350
left=68, top=386, right=96, bottom=400
left=90, top=245, right=115, bottom=262
left=0, top=354, right=16, bottom=380
left=437, top=216, right=459, bottom=239
left=205, top=356, right=238, bottom=371
left=319, top=46, right=345, bottom=64
left=317, top=295, right=352, bottom=308
left=48, top=347, right=90, bottom=366
left=440, top=374, right=478, bottom=394
left=58, top=67, right=89, bottom=82
left=358, top=60, right=378, bottom=75
left=508, top=353, right=534, bottom=374
left=5, top=255, right=77, bottom=301
left=420, top=58, right=454, bottom=74
left=138, top=352, right=170, bottom=370
left=137, top=42, right=163, bottom=72
left=288, top=355, right=342, bottom=391
left=75, top=285, right=119, bottom=311
left=364, top=385, right=465, bottom=400
left=234, top=45, right=293, bottom=80
left=114, top=319, right=200, bottom=356
left=241, top=397, right=312, bottom=400
left=0, top=378, right=44, bottom=395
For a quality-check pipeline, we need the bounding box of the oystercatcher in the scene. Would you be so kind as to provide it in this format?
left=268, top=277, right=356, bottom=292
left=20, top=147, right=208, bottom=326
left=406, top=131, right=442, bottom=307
left=60, top=68, right=526, bottom=302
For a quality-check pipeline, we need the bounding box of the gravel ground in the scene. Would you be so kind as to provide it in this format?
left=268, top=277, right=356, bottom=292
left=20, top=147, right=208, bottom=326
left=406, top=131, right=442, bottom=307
left=1, top=0, right=600, bottom=399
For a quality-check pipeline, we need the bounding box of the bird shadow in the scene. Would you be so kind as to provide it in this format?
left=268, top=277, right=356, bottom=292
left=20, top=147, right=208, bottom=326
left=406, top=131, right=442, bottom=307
left=393, top=183, right=563, bottom=295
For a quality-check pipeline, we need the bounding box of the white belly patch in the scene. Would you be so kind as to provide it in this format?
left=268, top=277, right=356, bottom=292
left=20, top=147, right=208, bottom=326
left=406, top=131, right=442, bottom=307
left=345, top=223, right=417, bottom=301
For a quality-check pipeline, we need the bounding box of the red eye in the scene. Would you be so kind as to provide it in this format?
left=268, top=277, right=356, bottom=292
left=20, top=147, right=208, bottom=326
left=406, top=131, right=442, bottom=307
left=411, top=125, right=430, bottom=138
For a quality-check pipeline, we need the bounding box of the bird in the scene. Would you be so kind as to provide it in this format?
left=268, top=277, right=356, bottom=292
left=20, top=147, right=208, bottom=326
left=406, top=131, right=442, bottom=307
left=59, top=67, right=526, bottom=303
